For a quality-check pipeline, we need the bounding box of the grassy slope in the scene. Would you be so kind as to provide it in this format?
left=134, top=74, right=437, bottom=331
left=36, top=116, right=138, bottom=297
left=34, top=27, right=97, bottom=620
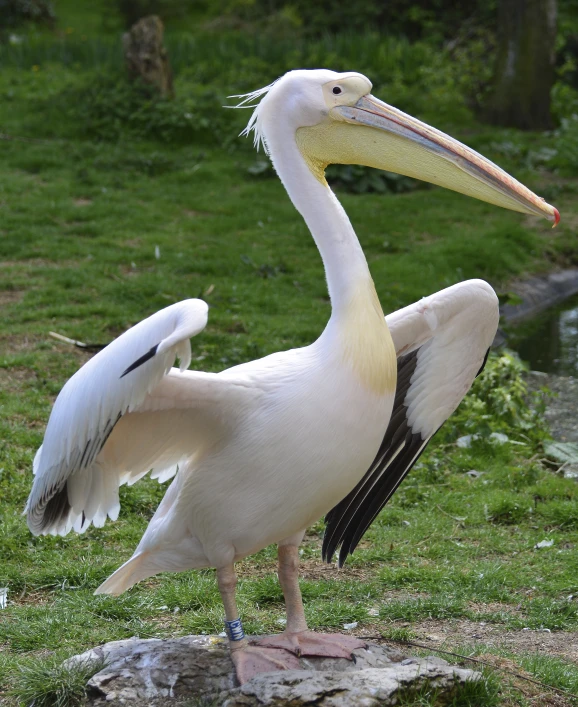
left=1, top=18, right=578, bottom=707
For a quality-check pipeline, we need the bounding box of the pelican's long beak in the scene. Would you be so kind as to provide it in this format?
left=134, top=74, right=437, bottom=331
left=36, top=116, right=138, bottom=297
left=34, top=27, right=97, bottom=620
left=297, top=94, right=559, bottom=225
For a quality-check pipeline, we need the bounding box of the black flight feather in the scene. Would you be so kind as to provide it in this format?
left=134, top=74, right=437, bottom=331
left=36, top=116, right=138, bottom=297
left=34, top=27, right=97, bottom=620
left=323, top=348, right=437, bottom=567
left=33, top=413, right=123, bottom=533
left=40, top=484, right=70, bottom=533
left=120, top=344, right=159, bottom=378
left=476, top=347, right=491, bottom=378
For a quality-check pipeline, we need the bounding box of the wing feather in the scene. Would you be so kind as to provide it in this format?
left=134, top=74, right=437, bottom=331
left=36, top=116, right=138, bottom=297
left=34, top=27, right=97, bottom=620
left=323, top=279, right=499, bottom=566
left=26, top=299, right=211, bottom=536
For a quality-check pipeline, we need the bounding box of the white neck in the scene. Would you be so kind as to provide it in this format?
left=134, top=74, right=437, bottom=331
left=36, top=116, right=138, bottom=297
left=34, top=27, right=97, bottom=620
left=266, top=134, right=372, bottom=315
left=263, top=122, right=395, bottom=395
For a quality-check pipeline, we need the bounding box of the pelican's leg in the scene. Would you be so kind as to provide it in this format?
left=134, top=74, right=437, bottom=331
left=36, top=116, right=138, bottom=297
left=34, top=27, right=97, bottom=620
left=216, top=565, right=299, bottom=684
left=256, top=544, right=367, bottom=658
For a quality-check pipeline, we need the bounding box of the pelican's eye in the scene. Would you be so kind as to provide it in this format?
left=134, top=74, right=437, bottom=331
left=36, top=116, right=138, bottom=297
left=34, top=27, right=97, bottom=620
left=332, top=86, right=342, bottom=95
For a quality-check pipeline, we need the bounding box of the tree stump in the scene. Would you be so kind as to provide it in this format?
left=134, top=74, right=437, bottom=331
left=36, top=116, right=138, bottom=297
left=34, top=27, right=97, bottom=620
left=122, top=15, right=174, bottom=98
left=483, top=0, right=557, bottom=130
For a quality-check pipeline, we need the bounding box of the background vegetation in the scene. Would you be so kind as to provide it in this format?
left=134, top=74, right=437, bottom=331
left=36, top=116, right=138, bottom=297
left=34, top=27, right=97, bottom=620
left=1, top=0, right=578, bottom=705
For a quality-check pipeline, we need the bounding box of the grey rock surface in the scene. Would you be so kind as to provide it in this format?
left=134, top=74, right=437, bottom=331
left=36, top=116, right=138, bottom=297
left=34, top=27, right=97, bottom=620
left=527, top=371, right=578, bottom=479
left=500, top=268, right=578, bottom=324
left=528, top=372, right=578, bottom=444
left=67, top=634, right=479, bottom=706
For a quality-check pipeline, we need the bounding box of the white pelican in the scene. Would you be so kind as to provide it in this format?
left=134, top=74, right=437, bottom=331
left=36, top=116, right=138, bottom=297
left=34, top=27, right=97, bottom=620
left=26, top=69, right=559, bottom=683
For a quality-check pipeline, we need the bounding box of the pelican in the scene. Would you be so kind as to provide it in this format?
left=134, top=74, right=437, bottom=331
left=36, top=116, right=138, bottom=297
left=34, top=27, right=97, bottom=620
left=26, top=69, right=559, bottom=683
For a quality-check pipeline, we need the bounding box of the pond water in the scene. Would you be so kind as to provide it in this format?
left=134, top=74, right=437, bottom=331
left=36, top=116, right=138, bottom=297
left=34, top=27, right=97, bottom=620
left=506, top=293, right=578, bottom=376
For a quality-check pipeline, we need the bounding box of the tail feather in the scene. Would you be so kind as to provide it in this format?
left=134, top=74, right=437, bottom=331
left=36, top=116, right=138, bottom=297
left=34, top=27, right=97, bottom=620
left=96, top=537, right=210, bottom=596
left=95, top=553, right=152, bottom=596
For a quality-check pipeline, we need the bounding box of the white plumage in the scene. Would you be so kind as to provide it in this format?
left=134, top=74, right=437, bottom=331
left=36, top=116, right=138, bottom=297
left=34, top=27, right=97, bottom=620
left=26, top=69, right=558, bottom=683
left=27, top=299, right=208, bottom=536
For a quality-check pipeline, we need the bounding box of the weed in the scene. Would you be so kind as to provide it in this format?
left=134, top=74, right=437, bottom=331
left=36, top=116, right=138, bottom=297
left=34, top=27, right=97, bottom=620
left=61, top=75, right=234, bottom=144
left=397, top=669, right=500, bottom=707
left=485, top=494, right=532, bottom=525
left=326, top=164, right=426, bottom=195
left=10, top=655, right=106, bottom=707
left=380, top=626, right=417, bottom=642
left=444, top=351, right=550, bottom=447
left=517, top=653, right=578, bottom=696
left=551, top=115, right=578, bottom=176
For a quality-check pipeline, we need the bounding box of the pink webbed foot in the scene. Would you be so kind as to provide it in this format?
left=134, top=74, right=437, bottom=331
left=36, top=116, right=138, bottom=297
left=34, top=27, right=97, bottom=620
left=231, top=644, right=301, bottom=684
left=255, top=630, right=367, bottom=659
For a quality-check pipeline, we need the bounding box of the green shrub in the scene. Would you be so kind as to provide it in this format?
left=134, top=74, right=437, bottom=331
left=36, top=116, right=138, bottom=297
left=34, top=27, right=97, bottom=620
left=106, top=0, right=189, bottom=28
left=326, top=164, right=425, bottom=195
left=0, top=33, right=471, bottom=126
left=62, top=74, right=234, bottom=144
left=212, top=0, right=498, bottom=42
left=247, top=159, right=426, bottom=195
left=447, top=351, right=550, bottom=446
left=550, top=114, right=578, bottom=176
left=0, top=0, right=55, bottom=30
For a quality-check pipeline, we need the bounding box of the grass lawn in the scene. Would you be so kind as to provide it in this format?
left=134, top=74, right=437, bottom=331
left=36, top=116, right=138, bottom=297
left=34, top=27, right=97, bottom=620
left=1, top=45, right=578, bottom=707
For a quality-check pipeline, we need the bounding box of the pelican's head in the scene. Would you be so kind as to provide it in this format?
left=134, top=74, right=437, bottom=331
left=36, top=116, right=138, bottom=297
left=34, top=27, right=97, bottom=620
left=242, top=69, right=559, bottom=225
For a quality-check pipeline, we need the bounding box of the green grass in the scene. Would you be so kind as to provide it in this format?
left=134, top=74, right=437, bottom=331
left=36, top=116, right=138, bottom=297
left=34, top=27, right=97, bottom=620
left=2, top=17, right=578, bottom=706
left=392, top=643, right=578, bottom=706
left=7, top=655, right=107, bottom=707
left=397, top=671, right=501, bottom=707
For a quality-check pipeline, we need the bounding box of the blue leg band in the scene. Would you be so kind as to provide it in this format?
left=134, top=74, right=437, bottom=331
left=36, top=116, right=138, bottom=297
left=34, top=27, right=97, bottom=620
left=225, top=618, right=245, bottom=641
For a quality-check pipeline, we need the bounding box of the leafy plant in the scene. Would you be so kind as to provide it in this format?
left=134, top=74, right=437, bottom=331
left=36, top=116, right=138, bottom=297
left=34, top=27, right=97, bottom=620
left=107, top=0, right=189, bottom=28
left=0, top=0, right=55, bottom=31
left=447, top=351, right=550, bottom=445
left=247, top=159, right=425, bottom=195
left=212, top=0, right=498, bottom=42
left=326, top=164, right=425, bottom=195
left=61, top=74, right=233, bottom=144
left=550, top=113, right=578, bottom=175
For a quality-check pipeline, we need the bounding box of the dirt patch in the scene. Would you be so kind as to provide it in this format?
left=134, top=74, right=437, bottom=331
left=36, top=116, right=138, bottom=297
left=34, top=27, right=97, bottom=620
left=0, top=367, right=37, bottom=391
left=394, top=619, right=578, bottom=663
left=0, top=290, right=23, bottom=306
left=236, top=556, right=374, bottom=583
left=361, top=622, right=578, bottom=705
left=0, top=333, right=42, bottom=354
left=0, top=258, right=81, bottom=271
left=182, top=208, right=213, bottom=218
left=122, top=238, right=143, bottom=248
left=0, top=332, right=91, bottom=360
left=299, top=559, right=374, bottom=583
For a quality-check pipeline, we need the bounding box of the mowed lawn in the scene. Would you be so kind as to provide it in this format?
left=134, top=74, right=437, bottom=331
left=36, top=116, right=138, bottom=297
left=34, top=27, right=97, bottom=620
left=1, top=67, right=578, bottom=705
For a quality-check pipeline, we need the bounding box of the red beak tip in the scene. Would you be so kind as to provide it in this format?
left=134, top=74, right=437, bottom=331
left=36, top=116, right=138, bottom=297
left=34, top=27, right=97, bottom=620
left=553, top=207, right=561, bottom=228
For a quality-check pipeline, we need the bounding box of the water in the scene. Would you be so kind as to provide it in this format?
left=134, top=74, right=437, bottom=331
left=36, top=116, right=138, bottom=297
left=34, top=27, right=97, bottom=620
left=507, top=293, right=578, bottom=376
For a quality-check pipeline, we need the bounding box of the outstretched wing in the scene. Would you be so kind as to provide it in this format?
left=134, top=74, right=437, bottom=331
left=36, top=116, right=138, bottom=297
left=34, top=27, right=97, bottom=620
left=323, top=279, right=499, bottom=566
left=26, top=299, right=216, bottom=536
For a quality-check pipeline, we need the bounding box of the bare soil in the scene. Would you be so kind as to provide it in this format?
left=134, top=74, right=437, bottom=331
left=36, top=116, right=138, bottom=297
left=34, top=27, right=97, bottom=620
left=388, top=619, right=578, bottom=662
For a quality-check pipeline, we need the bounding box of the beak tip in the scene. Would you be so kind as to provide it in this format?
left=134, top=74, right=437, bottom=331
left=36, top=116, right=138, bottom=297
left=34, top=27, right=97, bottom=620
left=552, top=207, right=561, bottom=228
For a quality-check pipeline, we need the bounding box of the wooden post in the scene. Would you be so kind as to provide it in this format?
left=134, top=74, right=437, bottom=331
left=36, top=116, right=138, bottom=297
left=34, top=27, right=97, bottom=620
left=122, top=15, right=174, bottom=98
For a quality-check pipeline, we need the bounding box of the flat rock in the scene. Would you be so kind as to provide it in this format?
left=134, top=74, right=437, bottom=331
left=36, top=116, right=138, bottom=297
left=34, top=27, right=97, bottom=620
left=66, top=635, right=479, bottom=706
left=500, top=268, right=578, bottom=324
left=528, top=372, right=578, bottom=448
